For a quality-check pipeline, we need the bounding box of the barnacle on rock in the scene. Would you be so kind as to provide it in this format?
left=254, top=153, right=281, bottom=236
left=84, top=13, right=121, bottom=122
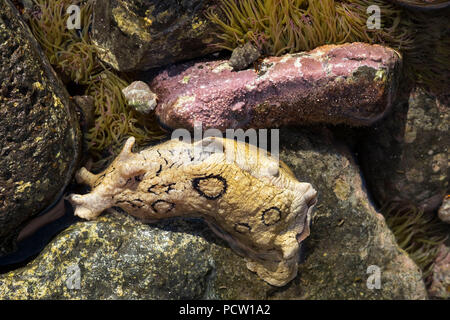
left=382, top=202, right=449, bottom=283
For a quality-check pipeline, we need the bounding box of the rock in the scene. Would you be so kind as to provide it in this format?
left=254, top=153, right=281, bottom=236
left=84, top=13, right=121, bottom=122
left=229, top=42, right=261, bottom=71
left=151, top=42, right=401, bottom=131
left=72, top=95, right=95, bottom=167
left=428, top=244, right=450, bottom=299
left=0, top=212, right=220, bottom=299
left=0, top=128, right=427, bottom=299
left=273, top=128, right=427, bottom=299
left=19, top=0, right=33, bottom=9
left=0, top=0, right=81, bottom=255
left=122, top=81, right=157, bottom=114
left=438, top=196, right=450, bottom=224
left=91, top=0, right=221, bottom=72
left=73, top=95, right=95, bottom=133
left=360, top=87, right=449, bottom=212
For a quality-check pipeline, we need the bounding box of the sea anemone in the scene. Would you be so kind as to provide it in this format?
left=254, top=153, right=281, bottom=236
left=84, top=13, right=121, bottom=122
left=207, top=0, right=449, bottom=95
left=29, top=0, right=98, bottom=84
left=85, top=69, right=164, bottom=171
left=28, top=0, right=165, bottom=170
left=382, top=201, right=449, bottom=284
left=206, top=0, right=414, bottom=55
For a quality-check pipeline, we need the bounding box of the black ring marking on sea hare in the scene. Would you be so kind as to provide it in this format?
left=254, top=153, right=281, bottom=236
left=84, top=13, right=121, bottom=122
left=261, top=207, right=282, bottom=226
left=192, top=175, right=227, bottom=200
left=151, top=199, right=175, bottom=214
left=234, top=223, right=252, bottom=233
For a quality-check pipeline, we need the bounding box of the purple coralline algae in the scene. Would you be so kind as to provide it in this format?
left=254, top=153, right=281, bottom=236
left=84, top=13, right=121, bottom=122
left=151, top=42, right=401, bottom=131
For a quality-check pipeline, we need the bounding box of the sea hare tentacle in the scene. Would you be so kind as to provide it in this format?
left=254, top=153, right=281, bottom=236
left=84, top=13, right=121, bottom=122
left=68, top=136, right=318, bottom=286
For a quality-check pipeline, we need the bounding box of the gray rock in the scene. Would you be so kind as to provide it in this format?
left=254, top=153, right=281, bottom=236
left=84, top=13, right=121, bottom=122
left=428, top=243, right=450, bottom=299
left=0, top=128, right=427, bottom=299
left=122, top=81, right=157, bottom=114
left=91, top=0, right=221, bottom=72
left=18, top=0, right=33, bottom=9
left=361, top=87, right=449, bottom=212
left=73, top=96, right=95, bottom=135
left=0, top=212, right=218, bottom=299
left=0, top=0, right=81, bottom=256
left=229, top=42, right=261, bottom=71
left=273, top=128, right=427, bottom=299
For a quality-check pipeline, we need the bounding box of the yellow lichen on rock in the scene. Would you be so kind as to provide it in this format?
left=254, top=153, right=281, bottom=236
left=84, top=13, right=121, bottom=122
left=112, top=6, right=151, bottom=42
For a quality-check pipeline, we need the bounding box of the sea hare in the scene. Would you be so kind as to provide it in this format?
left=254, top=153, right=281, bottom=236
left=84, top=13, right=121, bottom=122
left=68, top=136, right=317, bottom=286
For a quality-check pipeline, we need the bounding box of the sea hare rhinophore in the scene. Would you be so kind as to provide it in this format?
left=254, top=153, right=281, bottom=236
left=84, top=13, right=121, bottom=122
left=68, top=136, right=318, bottom=286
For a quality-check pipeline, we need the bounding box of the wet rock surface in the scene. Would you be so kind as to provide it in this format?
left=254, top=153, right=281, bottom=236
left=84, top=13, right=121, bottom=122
left=151, top=43, right=401, bottom=131
left=428, top=243, right=450, bottom=299
left=274, top=128, right=427, bottom=299
left=0, top=0, right=81, bottom=256
left=91, top=0, right=221, bottom=72
left=361, top=87, right=449, bottom=212
left=0, top=128, right=427, bottom=299
left=0, top=212, right=219, bottom=299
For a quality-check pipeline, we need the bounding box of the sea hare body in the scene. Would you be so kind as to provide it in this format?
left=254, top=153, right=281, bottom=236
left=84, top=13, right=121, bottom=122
left=68, top=137, right=317, bottom=286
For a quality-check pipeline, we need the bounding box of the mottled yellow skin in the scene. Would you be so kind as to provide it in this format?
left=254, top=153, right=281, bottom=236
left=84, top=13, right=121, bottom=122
left=68, top=137, right=317, bottom=286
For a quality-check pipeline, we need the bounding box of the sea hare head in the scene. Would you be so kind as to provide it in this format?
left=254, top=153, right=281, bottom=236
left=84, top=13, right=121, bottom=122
left=68, top=136, right=317, bottom=286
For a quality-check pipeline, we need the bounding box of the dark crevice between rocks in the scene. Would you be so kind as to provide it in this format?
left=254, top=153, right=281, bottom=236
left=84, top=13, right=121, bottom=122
left=0, top=176, right=92, bottom=264
left=0, top=185, right=82, bottom=270
left=330, top=123, right=382, bottom=211
left=0, top=196, right=81, bottom=274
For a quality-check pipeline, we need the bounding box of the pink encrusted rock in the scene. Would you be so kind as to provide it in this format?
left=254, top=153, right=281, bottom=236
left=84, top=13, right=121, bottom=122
left=151, top=42, right=401, bottom=131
